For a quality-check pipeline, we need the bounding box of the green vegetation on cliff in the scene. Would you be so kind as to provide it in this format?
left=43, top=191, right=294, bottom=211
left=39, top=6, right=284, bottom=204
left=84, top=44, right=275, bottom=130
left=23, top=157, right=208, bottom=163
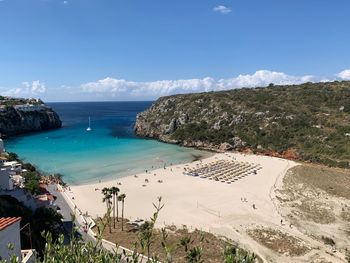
left=0, top=97, right=61, bottom=136
left=134, top=81, right=350, bottom=168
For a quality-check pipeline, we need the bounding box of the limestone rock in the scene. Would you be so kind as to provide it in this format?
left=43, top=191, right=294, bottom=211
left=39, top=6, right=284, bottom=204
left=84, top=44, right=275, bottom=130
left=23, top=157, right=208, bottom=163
left=0, top=105, right=62, bottom=136
left=219, top=142, right=233, bottom=152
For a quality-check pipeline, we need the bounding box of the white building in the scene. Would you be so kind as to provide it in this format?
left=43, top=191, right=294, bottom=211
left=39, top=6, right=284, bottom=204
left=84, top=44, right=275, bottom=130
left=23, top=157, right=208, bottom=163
left=13, top=105, right=47, bottom=112
left=0, top=161, right=25, bottom=190
left=0, top=168, right=14, bottom=191
left=3, top=161, right=22, bottom=173
left=0, top=217, right=35, bottom=263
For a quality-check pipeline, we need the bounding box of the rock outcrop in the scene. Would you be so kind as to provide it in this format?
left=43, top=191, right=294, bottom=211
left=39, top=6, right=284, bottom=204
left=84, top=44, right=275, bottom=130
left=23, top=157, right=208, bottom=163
left=134, top=81, right=350, bottom=168
left=0, top=104, right=62, bottom=136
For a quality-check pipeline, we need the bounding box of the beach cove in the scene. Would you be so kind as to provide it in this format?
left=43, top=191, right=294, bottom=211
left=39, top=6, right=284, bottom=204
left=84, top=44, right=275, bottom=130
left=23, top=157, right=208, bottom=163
left=5, top=101, right=348, bottom=262
left=5, top=101, right=212, bottom=185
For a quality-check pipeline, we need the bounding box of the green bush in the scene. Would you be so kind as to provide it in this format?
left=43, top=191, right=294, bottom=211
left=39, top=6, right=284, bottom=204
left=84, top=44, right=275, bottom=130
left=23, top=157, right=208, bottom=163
left=139, top=81, right=350, bottom=168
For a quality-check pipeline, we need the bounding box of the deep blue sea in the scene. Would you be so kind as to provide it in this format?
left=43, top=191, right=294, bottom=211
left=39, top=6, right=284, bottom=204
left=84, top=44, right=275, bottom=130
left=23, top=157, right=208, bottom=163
left=5, top=102, right=211, bottom=185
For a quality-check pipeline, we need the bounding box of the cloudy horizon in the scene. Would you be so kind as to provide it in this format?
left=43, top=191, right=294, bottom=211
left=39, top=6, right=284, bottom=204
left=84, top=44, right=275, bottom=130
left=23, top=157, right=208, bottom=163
left=1, top=69, right=349, bottom=102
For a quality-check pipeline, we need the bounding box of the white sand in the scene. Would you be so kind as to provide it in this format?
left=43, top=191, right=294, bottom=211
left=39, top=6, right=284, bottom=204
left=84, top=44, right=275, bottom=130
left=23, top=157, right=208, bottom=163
left=62, top=153, right=350, bottom=262
left=68, top=151, right=295, bottom=232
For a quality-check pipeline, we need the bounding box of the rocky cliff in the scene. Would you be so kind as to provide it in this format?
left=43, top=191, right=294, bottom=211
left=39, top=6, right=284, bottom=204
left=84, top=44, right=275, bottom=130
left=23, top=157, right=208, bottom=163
left=135, top=81, right=350, bottom=168
left=0, top=103, right=62, bottom=136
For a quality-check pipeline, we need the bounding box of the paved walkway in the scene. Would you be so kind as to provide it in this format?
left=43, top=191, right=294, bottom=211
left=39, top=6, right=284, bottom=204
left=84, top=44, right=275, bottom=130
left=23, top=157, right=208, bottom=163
left=47, top=184, right=72, bottom=221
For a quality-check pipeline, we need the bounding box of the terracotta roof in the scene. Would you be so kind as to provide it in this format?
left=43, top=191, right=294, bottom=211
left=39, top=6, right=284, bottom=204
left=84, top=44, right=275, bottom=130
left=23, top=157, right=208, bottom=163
left=0, top=217, right=21, bottom=231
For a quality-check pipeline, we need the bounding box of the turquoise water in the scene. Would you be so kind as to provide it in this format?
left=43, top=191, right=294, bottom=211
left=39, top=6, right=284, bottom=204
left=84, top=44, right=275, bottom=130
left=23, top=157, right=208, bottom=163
left=5, top=102, right=211, bottom=185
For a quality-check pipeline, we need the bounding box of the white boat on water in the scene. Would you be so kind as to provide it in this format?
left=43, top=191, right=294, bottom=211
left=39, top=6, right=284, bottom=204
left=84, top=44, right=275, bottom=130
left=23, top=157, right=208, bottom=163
left=86, top=117, right=92, bottom=131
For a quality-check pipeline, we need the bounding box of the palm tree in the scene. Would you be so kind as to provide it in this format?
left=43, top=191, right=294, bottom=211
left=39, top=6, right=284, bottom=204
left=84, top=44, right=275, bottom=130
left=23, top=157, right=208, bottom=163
left=104, top=193, right=112, bottom=233
left=101, top=187, right=112, bottom=233
left=110, top=186, right=120, bottom=227
left=101, top=187, right=110, bottom=194
left=101, top=187, right=110, bottom=208
left=118, top=193, right=126, bottom=231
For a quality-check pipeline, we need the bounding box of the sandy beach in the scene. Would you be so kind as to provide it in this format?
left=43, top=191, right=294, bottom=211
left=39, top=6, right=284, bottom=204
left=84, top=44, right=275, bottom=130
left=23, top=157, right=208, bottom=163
left=63, top=153, right=295, bottom=256
left=56, top=152, right=350, bottom=262
left=68, top=152, right=293, bottom=225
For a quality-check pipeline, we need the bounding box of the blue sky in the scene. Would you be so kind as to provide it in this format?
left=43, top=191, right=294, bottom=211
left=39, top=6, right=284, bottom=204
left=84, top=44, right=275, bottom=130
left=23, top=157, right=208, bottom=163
left=0, top=0, right=350, bottom=101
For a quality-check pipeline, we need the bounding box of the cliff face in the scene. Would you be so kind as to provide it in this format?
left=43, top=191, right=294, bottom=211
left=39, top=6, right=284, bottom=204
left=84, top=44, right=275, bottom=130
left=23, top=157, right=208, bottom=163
left=135, top=81, right=350, bottom=168
left=0, top=105, right=62, bottom=136
left=134, top=94, right=250, bottom=151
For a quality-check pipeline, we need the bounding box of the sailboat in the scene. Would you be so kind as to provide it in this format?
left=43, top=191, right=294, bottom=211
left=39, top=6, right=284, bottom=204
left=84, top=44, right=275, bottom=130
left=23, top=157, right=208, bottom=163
left=86, top=117, right=92, bottom=131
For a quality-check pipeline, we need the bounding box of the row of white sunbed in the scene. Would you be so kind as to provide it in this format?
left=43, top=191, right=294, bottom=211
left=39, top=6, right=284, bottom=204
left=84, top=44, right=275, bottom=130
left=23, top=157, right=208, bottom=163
left=184, top=160, right=262, bottom=184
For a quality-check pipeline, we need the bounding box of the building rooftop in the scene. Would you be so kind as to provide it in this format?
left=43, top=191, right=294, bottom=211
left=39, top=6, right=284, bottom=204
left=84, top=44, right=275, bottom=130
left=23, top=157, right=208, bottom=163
left=3, top=161, right=19, bottom=166
left=0, top=217, right=21, bottom=231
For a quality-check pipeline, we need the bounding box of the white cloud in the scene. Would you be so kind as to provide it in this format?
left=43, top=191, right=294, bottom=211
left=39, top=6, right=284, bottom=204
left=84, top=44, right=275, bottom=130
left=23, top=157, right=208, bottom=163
left=336, top=69, right=350, bottom=80
left=31, top=80, right=46, bottom=94
left=63, top=1, right=68, bottom=4
left=3, top=80, right=46, bottom=98
left=80, top=70, right=315, bottom=99
left=213, top=5, right=232, bottom=14
left=217, top=70, right=314, bottom=89
left=4, top=69, right=345, bottom=102
left=81, top=77, right=217, bottom=98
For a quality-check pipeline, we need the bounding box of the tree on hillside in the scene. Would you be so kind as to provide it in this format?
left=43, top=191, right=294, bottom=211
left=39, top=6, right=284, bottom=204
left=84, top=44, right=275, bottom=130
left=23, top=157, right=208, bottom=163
left=32, top=207, right=63, bottom=251
left=23, top=171, right=41, bottom=195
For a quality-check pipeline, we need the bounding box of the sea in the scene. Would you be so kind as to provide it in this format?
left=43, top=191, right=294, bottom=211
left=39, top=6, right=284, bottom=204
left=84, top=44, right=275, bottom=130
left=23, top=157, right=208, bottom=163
left=5, top=102, right=211, bottom=185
